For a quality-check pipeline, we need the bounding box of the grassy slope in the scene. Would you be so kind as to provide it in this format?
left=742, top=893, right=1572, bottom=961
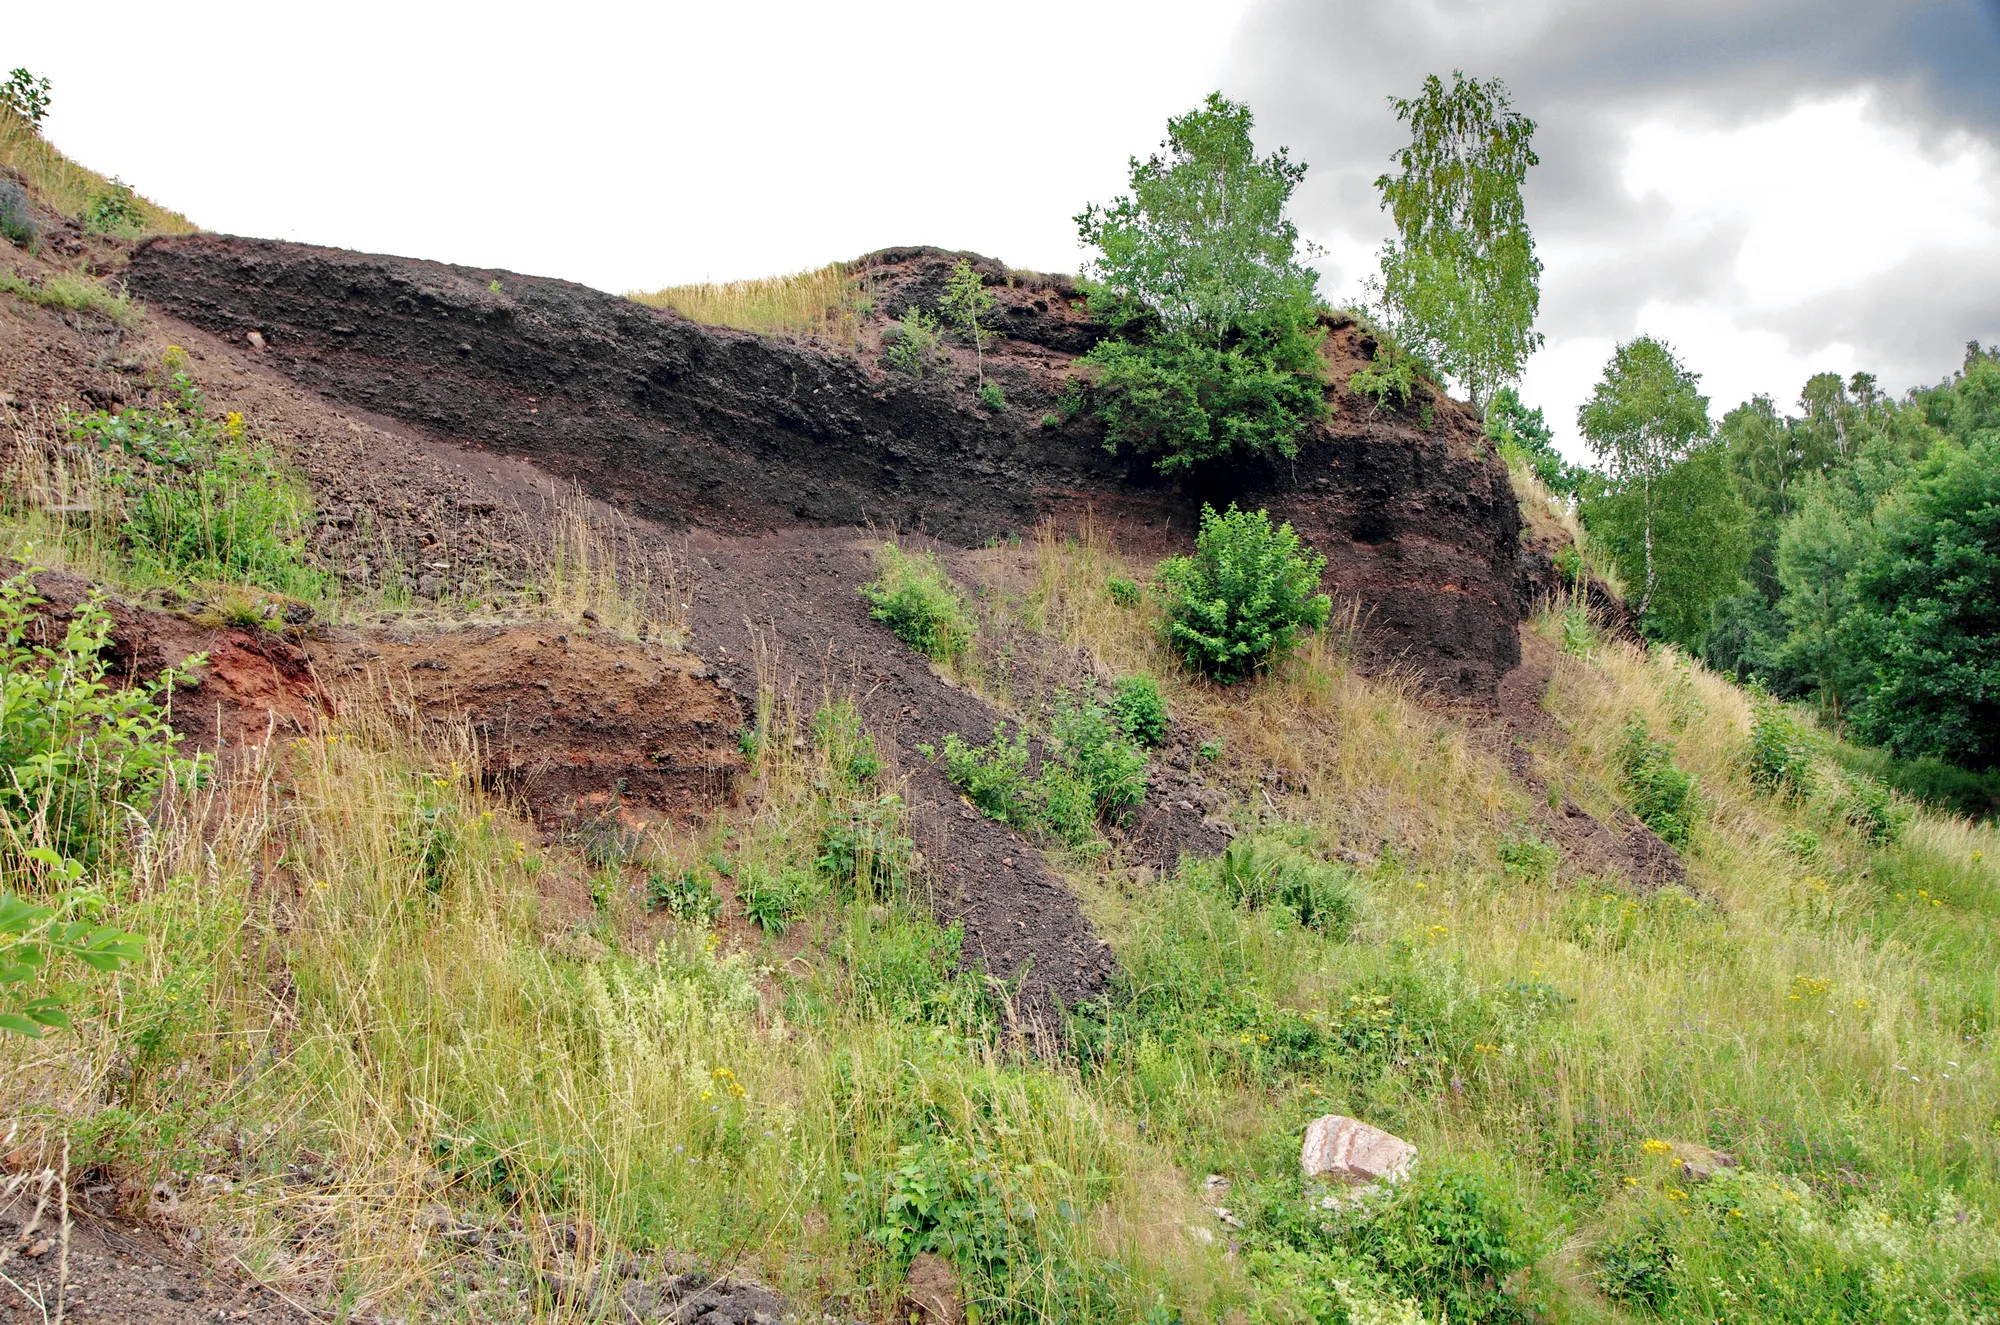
left=0, top=106, right=194, bottom=234
left=3, top=237, right=1995, bottom=1322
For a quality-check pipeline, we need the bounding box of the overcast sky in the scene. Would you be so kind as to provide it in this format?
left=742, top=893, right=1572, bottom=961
left=13, top=1, right=2000, bottom=457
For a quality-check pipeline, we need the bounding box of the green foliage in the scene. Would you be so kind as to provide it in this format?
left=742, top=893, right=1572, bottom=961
left=816, top=793, right=914, bottom=899
left=859, top=543, right=972, bottom=663
left=1497, top=831, right=1559, bottom=883
left=1835, top=773, right=1909, bottom=847
left=738, top=860, right=814, bottom=935
left=1082, top=319, right=1326, bottom=475
left=977, top=381, right=1006, bottom=412
left=1075, top=93, right=1327, bottom=474
left=1327, top=1162, right=1542, bottom=1323
left=838, top=906, right=986, bottom=1026
left=1348, top=353, right=1421, bottom=417
left=0, top=269, right=138, bottom=324
left=1372, top=72, right=1543, bottom=409
left=1486, top=387, right=1581, bottom=494
left=884, top=305, right=945, bottom=378
left=812, top=699, right=883, bottom=789
left=1577, top=338, right=1740, bottom=638
left=1106, top=576, right=1140, bottom=607
left=1075, top=92, right=1320, bottom=346
left=83, top=177, right=146, bottom=235
left=1109, top=675, right=1167, bottom=747
left=0, top=572, right=204, bottom=866
left=1747, top=702, right=1822, bottom=796
left=939, top=687, right=1150, bottom=847
left=939, top=258, right=1000, bottom=385
left=1156, top=503, right=1330, bottom=682
left=2, top=848, right=144, bottom=1037
left=1211, top=835, right=1362, bottom=936
left=1620, top=720, right=1699, bottom=847
left=72, top=374, right=328, bottom=597
left=646, top=867, right=719, bottom=922
left=1842, top=435, right=2000, bottom=769
left=1592, top=1216, right=1678, bottom=1309
left=1, top=69, right=51, bottom=128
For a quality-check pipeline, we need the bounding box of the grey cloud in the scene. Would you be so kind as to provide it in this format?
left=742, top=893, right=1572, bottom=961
left=1223, top=0, right=2000, bottom=397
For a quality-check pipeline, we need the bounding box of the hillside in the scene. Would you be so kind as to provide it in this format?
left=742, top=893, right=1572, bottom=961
left=3, top=122, right=1999, bottom=1325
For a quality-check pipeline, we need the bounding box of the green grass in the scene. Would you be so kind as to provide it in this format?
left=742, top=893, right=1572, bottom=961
left=3, top=382, right=1997, bottom=1322
left=0, top=268, right=142, bottom=325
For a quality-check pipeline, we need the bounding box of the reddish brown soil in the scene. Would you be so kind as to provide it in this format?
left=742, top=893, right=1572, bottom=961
left=1493, top=628, right=1685, bottom=889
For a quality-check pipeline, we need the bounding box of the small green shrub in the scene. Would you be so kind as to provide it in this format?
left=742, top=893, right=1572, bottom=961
left=739, top=861, right=814, bottom=934
left=1550, top=544, right=1584, bottom=586
left=977, top=381, right=1006, bottom=412
left=73, top=374, right=328, bottom=597
left=1109, top=675, right=1167, bottom=747
left=646, top=868, right=719, bottom=922
left=1620, top=720, right=1699, bottom=847
left=2, top=848, right=144, bottom=1038
left=2, top=69, right=52, bottom=127
left=1039, top=412, right=1060, bottom=430
left=1497, top=831, right=1559, bottom=883
left=1157, top=503, right=1330, bottom=682
left=816, top=793, right=914, bottom=898
left=940, top=725, right=1036, bottom=829
left=1558, top=602, right=1596, bottom=658
left=1747, top=701, right=1822, bottom=796
left=812, top=699, right=882, bottom=789
left=1592, top=1217, right=1678, bottom=1309
left=1048, top=687, right=1149, bottom=820
left=859, top=543, right=972, bottom=663
left=1348, top=356, right=1419, bottom=415
left=0, top=572, right=205, bottom=866
left=1212, top=836, right=1361, bottom=936
left=83, top=178, right=146, bottom=235
left=1327, top=1161, right=1540, bottom=1323
left=1106, top=576, right=1141, bottom=607
left=1836, top=773, right=1909, bottom=847
left=884, top=306, right=945, bottom=378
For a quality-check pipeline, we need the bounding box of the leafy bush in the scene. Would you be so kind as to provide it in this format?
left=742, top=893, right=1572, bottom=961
left=1157, top=503, right=1330, bottom=682
left=1212, top=836, right=1361, bottom=935
left=939, top=688, right=1150, bottom=846
left=2, top=849, right=144, bottom=1038
left=816, top=793, right=914, bottom=898
left=940, top=725, right=1036, bottom=829
left=1082, top=322, right=1327, bottom=474
left=83, top=178, right=146, bottom=235
left=646, top=868, right=719, bottom=921
left=1591, top=1217, right=1678, bottom=1309
left=884, top=306, right=945, bottom=378
left=1835, top=773, right=1908, bottom=847
left=1497, top=831, right=1559, bottom=883
left=1109, top=675, right=1167, bottom=747
left=1747, top=701, right=1821, bottom=796
left=1106, top=576, right=1141, bottom=607
left=1, top=572, right=205, bottom=866
left=859, top=543, right=972, bottom=663
left=1620, top=720, right=1699, bottom=847
left=1050, top=689, right=1149, bottom=818
left=1349, top=354, right=1420, bottom=415
left=976, top=381, right=1006, bottom=412
left=1, top=68, right=51, bottom=127
left=738, top=861, right=814, bottom=934
left=73, top=374, right=327, bottom=597
left=939, top=258, right=1000, bottom=385
left=1328, top=1161, right=1540, bottom=1323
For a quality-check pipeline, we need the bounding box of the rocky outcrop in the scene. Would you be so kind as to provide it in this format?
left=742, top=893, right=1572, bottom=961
left=127, top=237, right=1528, bottom=696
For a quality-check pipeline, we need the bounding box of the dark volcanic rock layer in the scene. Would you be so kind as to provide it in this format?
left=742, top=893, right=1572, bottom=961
left=128, top=236, right=1528, bottom=696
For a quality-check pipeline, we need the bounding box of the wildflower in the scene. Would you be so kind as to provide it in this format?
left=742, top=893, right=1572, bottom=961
left=1853, top=999, right=1869, bottom=1009
left=1622, top=1176, right=1640, bottom=1188
left=1641, top=1139, right=1674, bottom=1156
left=1665, top=1187, right=1688, bottom=1201
left=224, top=411, right=245, bottom=439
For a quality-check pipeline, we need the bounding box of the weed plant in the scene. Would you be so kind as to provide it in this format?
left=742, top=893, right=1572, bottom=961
left=0, top=269, right=141, bottom=325
left=0, top=105, right=192, bottom=234
left=860, top=542, right=973, bottom=663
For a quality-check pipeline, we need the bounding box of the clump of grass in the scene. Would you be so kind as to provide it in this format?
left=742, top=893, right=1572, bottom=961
left=0, top=106, right=193, bottom=234
left=534, top=481, right=686, bottom=644
left=860, top=541, right=973, bottom=663
left=0, top=268, right=141, bottom=326
left=628, top=262, right=863, bottom=341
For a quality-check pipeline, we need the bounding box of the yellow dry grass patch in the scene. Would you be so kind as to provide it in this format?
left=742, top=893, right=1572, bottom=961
left=627, top=262, right=861, bottom=341
left=1, top=107, right=194, bottom=234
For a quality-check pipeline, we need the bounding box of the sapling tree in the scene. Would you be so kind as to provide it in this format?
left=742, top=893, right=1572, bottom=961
left=1, top=69, right=51, bottom=128
left=1577, top=336, right=1732, bottom=629
left=938, top=258, right=998, bottom=386
left=1373, top=72, right=1542, bottom=409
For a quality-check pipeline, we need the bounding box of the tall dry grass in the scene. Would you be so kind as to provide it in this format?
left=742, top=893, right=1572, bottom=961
left=626, top=263, right=862, bottom=341
left=0, top=106, right=194, bottom=234
left=532, top=482, right=688, bottom=645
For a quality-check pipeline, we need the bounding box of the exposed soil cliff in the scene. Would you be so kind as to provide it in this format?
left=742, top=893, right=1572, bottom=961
left=127, top=238, right=1529, bottom=698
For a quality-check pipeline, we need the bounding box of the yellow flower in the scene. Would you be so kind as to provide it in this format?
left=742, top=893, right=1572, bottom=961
left=1852, top=999, right=1869, bottom=1009
left=224, top=411, right=245, bottom=439
left=1641, top=1138, right=1674, bottom=1156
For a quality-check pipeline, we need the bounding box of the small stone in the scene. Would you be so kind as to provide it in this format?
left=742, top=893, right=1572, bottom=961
left=1212, top=1206, right=1244, bottom=1229
left=1300, top=1115, right=1418, bottom=1188
left=1203, top=1174, right=1229, bottom=1197
left=246, top=330, right=267, bottom=350
left=1668, top=1142, right=1737, bottom=1182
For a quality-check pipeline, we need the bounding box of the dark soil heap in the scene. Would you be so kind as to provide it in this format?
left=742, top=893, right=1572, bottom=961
left=127, top=239, right=1531, bottom=698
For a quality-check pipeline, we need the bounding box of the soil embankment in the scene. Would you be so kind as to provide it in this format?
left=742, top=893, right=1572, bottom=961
left=127, top=236, right=1530, bottom=698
